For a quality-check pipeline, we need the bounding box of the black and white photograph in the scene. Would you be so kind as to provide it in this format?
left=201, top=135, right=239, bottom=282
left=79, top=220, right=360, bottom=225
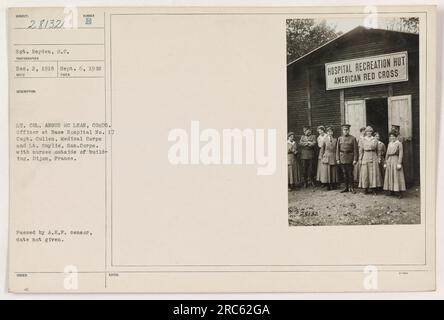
left=287, top=18, right=420, bottom=226
left=3, top=4, right=439, bottom=296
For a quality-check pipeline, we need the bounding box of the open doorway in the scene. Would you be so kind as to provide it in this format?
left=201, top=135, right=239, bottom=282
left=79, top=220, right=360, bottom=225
left=366, top=98, right=388, bottom=145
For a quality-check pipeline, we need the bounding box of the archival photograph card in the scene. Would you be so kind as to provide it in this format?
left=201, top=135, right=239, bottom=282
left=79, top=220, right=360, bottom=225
left=8, top=6, right=436, bottom=293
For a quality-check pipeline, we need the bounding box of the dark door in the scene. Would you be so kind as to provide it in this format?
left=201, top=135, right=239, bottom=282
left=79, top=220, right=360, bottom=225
left=365, top=98, right=388, bottom=144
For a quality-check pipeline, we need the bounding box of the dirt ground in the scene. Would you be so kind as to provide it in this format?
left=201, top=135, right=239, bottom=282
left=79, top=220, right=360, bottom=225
left=288, top=185, right=421, bottom=226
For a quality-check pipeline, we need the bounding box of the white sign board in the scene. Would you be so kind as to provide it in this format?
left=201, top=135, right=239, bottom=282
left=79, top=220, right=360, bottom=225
left=325, top=51, right=408, bottom=90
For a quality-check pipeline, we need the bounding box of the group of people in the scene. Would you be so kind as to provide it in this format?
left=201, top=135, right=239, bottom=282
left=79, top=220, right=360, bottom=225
left=287, top=124, right=409, bottom=198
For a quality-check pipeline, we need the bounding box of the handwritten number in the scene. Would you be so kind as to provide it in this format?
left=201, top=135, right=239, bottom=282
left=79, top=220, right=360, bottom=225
left=27, top=19, right=64, bottom=29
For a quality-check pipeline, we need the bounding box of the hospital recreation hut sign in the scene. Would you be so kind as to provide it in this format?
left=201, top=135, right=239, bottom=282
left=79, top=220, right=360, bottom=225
left=325, top=51, right=408, bottom=90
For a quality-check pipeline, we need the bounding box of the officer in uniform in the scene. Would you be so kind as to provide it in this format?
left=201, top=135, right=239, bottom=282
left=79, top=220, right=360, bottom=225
left=336, top=124, right=359, bottom=193
left=299, top=126, right=317, bottom=187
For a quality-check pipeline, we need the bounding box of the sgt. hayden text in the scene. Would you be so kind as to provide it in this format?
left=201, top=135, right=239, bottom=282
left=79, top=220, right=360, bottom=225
left=168, top=121, right=277, bottom=175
